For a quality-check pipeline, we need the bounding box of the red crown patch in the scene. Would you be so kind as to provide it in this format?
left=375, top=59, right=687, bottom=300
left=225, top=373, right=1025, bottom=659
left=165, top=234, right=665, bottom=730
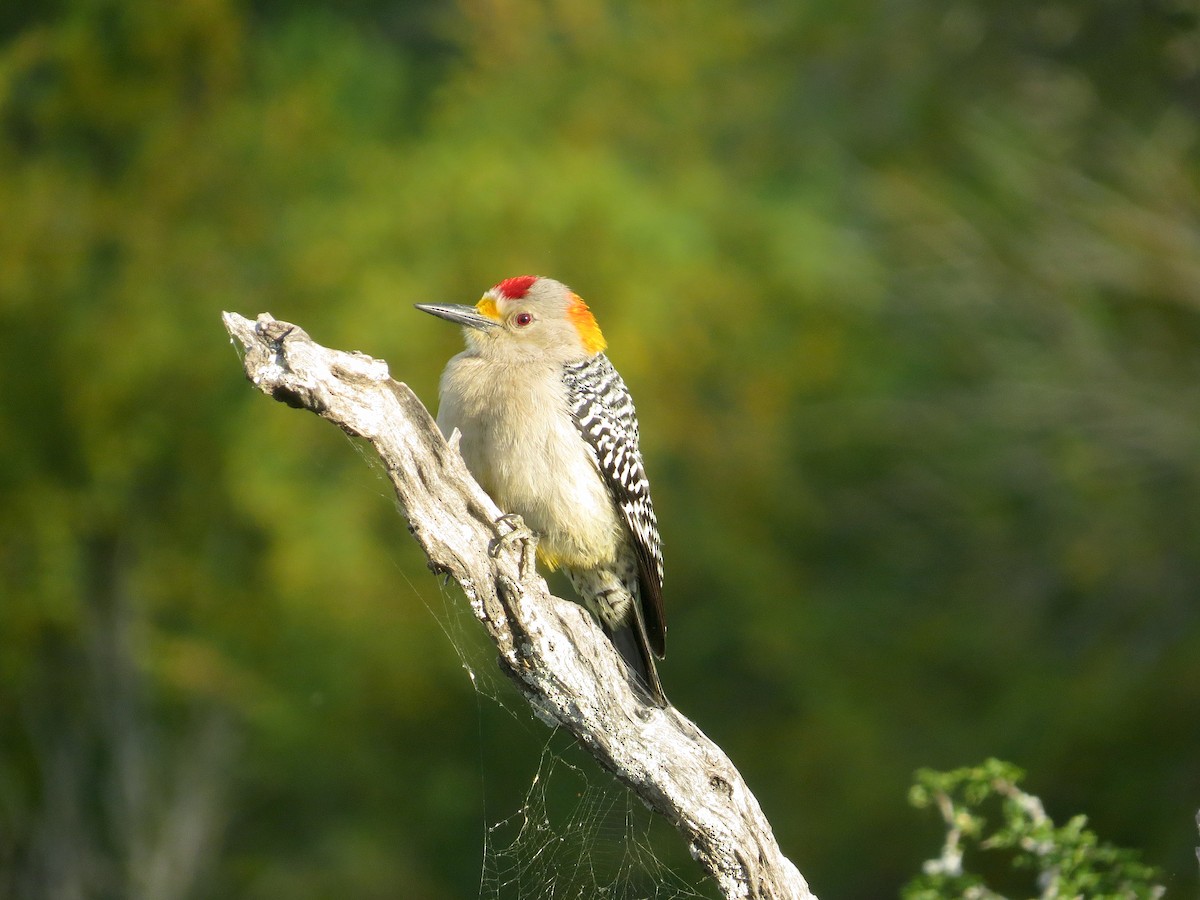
left=494, top=275, right=538, bottom=299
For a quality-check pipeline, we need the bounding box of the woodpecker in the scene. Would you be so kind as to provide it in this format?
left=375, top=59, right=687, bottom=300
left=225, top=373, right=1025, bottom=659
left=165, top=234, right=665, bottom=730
left=416, top=276, right=667, bottom=705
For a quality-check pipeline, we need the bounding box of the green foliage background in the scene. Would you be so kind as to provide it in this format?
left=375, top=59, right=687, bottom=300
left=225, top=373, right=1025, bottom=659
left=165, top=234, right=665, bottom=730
left=2, top=0, right=1198, bottom=897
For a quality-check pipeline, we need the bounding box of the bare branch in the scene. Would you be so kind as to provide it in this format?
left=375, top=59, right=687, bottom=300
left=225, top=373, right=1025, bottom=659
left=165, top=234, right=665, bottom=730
left=222, top=312, right=816, bottom=900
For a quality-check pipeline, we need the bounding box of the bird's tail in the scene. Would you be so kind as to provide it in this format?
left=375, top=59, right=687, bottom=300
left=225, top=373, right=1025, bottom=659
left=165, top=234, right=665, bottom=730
left=608, top=607, right=667, bottom=707
left=565, top=566, right=668, bottom=706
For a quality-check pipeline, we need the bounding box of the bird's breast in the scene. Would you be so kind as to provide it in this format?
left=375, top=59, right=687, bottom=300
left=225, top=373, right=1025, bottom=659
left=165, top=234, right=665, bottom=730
left=437, top=354, right=624, bottom=570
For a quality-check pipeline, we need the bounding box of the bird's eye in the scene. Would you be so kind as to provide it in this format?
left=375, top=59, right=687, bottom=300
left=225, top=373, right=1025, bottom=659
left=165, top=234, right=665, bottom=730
left=514, top=312, right=533, bottom=327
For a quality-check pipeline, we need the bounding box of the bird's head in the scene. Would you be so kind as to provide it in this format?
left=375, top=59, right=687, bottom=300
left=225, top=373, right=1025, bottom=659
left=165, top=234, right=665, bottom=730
left=416, top=276, right=607, bottom=363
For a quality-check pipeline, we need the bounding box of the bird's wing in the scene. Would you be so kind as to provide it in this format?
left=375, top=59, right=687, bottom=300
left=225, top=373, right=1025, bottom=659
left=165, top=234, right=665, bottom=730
left=563, top=354, right=666, bottom=657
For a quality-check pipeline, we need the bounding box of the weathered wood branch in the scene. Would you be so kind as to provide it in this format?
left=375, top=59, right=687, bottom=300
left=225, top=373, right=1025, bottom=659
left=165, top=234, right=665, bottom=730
left=222, top=312, right=816, bottom=900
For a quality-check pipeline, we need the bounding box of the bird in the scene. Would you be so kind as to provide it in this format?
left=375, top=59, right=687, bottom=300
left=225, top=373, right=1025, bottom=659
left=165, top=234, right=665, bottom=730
left=416, top=275, right=667, bottom=706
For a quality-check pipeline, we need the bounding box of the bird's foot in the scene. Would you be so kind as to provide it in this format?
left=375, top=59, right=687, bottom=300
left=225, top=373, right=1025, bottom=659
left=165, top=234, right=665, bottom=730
left=489, top=513, right=539, bottom=579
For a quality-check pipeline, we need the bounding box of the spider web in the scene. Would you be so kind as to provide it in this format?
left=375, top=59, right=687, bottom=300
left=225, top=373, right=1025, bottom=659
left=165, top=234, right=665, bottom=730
left=478, top=731, right=714, bottom=900
left=418, top=553, right=714, bottom=900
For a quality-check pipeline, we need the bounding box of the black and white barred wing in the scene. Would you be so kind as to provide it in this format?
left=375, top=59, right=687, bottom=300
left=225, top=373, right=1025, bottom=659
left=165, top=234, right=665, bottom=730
left=563, top=354, right=666, bottom=657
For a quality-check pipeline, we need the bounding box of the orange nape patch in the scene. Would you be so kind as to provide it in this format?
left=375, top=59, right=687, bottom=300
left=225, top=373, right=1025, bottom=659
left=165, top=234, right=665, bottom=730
left=475, top=296, right=501, bottom=321
left=567, top=293, right=607, bottom=355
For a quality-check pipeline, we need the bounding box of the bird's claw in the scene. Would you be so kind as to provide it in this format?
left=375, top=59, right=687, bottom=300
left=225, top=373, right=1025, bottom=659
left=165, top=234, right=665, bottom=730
left=489, top=513, right=538, bottom=579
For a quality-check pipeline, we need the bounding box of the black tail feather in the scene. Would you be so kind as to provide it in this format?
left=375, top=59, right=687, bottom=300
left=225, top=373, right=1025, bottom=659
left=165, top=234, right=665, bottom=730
left=607, top=614, right=667, bottom=707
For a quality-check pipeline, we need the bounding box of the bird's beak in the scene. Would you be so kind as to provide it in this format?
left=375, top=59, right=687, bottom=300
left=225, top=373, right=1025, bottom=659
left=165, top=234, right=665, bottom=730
left=415, top=303, right=500, bottom=330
